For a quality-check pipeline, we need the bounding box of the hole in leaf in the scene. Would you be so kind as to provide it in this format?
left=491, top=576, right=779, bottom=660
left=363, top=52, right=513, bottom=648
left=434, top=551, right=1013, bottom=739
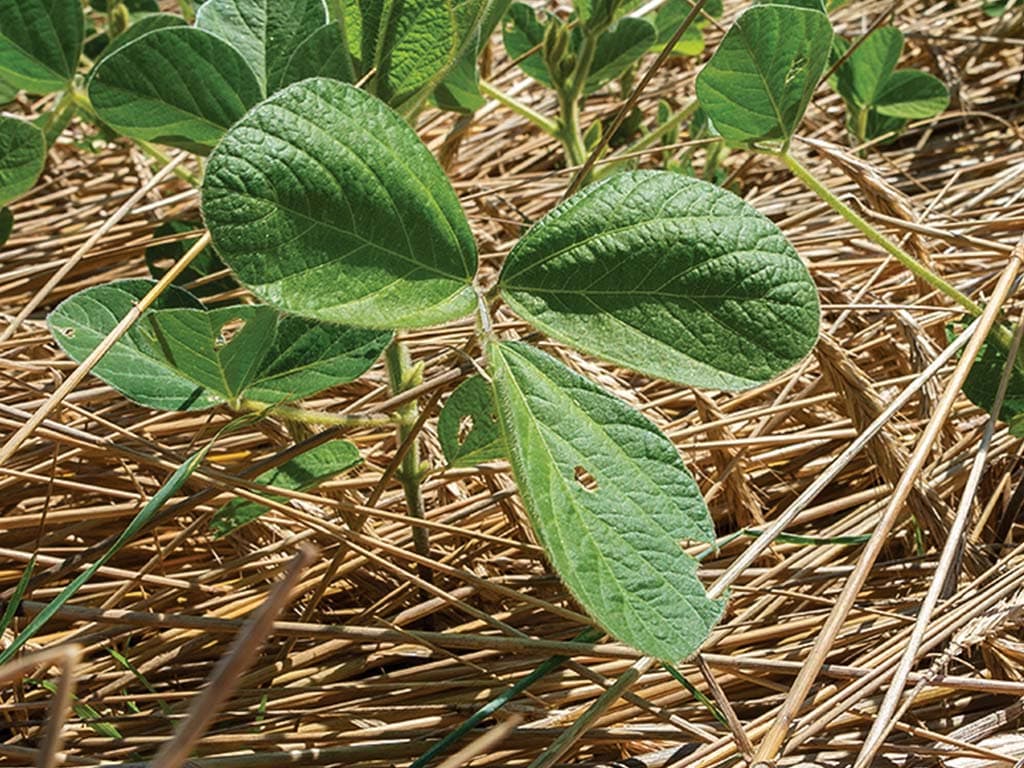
left=457, top=414, right=474, bottom=445
left=574, top=465, right=598, bottom=492
left=61, top=327, right=75, bottom=338
left=216, top=318, right=246, bottom=349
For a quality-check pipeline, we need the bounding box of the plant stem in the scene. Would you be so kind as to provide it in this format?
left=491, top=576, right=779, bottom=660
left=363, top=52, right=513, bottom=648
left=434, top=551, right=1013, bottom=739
left=479, top=80, right=559, bottom=136
left=782, top=151, right=983, bottom=316
left=237, top=401, right=396, bottom=429
left=555, top=31, right=599, bottom=172
left=384, top=340, right=431, bottom=563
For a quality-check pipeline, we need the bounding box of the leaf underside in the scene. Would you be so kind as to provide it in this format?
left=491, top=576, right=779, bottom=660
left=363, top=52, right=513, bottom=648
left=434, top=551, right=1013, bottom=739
left=500, top=171, right=820, bottom=391
left=202, top=78, right=478, bottom=330
left=489, top=340, right=723, bottom=662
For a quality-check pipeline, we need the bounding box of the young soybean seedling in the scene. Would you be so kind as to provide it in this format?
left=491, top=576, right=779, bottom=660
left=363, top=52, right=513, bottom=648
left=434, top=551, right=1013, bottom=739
left=695, top=1, right=1020, bottom=430
left=203, top=78, right=821, bottom=660
left=497, top=0, right=721, bottom=172
left=829, top=25, right=949, bottom=144
left=51, top=76, right=822, bottom=663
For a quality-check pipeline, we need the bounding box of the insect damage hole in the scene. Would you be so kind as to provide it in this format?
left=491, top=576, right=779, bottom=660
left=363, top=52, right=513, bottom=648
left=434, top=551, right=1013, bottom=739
left=574, top=465, right=598, bottom=492
left=457, top=414, right=474, bottom=445
left=215, top=318, right=246, bottom=349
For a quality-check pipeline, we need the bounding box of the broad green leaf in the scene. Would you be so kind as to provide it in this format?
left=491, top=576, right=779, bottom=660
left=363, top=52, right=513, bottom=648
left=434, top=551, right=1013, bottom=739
left=874, top=69, right=948, bottom=119
left=861, top=109, right=906, bottom=142
left=0, top=116, right=46, bottom=206
left=0, top=0, right=83, bottom=94
left=645, top=0, right=723, bottom=57
left=202, top=78, right=478, bottom=329
left=0, top=77, right=17, bottom=102
left=242, top=317, right=391, bottom=404
left=144, top=305, right=277, bottom=401
left=832, top=26, right=902, bottom=108
left=503, top=6, right=655, bottom=94
left=434, top=0, right=512, bottom=113
left=211, top=440, right=362, bottom=536
left=278, top=22, right=356, bottom=87
left=502, top=3, right=552, bottom=86
left=434, top=54, right=486, bottom=113
left=48, top=279, right=390, bottom=411
left=0, top=207, right=12, bottom=247
left=349, top=0, right=453, bottom=105
left=695, top=3, right=832, bottom=149
left=88, top=27, right=263, bottom=153
left=488, top=341, right=723, bottom=661
left=583, top=18, right=656, bottom=94
left=96, top=13, right=188, bottom=63
left=145, top=221, right=240, bottom=304
left=958, top=325, right=1024, bottom=435
left=438, top=375, right=505, bottom=467
left=500, top=171, right=820, bottom=391
left=360, top=0, right=502, bottom=109
left=48, top=279, right=219, bottom=411
left=196, top=0, right=329, bottom=93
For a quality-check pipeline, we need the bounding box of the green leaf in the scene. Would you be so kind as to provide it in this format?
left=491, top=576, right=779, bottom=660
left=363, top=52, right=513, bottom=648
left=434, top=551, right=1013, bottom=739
left=242, top=317, right=391, bottom=404
left=434, top=0, right=512, bottom=113
left=504, top=6, right=655, bottom=94
left=0, top=115, right=46, bottom=206
left=488, top=341, right=723, bottom=661
left=873, top=68, right=948, bottom=119
left=348, top=0, right=484, bottom=108
left=95, top=12, right=188, bottom=63
left=278, top=22, right=356, bottom=87
left=438, top=375, right=505, bottom=467
left=959, top=325, right=1024, bottom=433
left=210, top=440, right=362, bottom=536
left=144, top=305, right=277, bottom=401
left=195, top=0, right=329, bottom=93
left=647, top=0, right=723, bottom=57
left=860, top=108, right=909, bottom=143
left=49, top=279, right=242, bottom=411
left=0, top=0, right=83, bottom=94
left=202, top=78, right=478, bottom=330
left=145, top=221, right=240, bottom=304
left=503, top=3, right=552, bottom=87
left=832, top=26, right=902, bottom=109
left=0, top=76, right=18, bottom=102
left=694, top=3, right=832, bottom=149
left=88, top=27, right=263, bottom=153
left=0, top=206, right=12, bottom=247
left=500, top=171, right=820, bottom=390
left=48, top=279, right=390, bottom=411
left=583, top=18, right=656, bottom=94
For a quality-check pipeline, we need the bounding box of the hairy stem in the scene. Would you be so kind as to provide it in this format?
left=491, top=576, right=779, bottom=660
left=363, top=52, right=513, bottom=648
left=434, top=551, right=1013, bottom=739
left=385, top=340, right=431, bottom=563
left=555, top=31, right=599, bottom=172
left=782, top=151, right=983, bottom=316
left=479, top=80, right=560, bottom=136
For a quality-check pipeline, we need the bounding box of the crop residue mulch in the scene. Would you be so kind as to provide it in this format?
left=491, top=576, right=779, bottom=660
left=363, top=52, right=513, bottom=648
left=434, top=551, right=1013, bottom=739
left=2, top=2, right=1024, bottom=766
